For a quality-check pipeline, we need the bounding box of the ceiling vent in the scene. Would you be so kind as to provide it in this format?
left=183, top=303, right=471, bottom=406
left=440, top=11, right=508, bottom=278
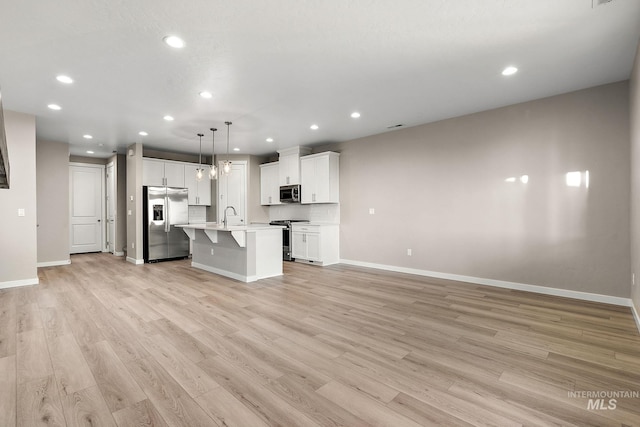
left=386, top=124, right=404, bottom=129
left=592, top=0, right=614, bottom=7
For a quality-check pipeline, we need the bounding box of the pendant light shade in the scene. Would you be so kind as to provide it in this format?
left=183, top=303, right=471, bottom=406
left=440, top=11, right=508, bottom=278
left=222, top=121, right=232, bottom=175
left=196, top=133, right=204, bottom=181
left=209, top=127, right=217, bottom=180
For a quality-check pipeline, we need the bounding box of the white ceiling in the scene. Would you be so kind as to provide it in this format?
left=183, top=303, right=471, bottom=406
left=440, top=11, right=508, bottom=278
left=0, top=0, right=639, bottom=158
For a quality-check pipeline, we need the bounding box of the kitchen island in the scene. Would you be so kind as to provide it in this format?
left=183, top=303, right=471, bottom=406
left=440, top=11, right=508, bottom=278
left=177, top=223, right=284, bottom=283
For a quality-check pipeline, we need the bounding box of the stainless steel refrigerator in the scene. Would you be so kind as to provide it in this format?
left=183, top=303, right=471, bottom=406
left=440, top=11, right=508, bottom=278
left=143, top=186, right=189, bottom=262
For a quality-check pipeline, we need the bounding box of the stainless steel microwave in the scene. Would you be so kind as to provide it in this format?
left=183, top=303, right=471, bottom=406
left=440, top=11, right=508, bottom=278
left=280, top=185, right=301, bottom=203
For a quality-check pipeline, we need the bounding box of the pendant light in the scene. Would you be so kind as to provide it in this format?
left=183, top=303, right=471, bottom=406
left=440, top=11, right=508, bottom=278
left=196, top=133, right=204, bottom=181
left=222, top=121, right=232, bottom=175
left=209, top=127, right=217, bottom=180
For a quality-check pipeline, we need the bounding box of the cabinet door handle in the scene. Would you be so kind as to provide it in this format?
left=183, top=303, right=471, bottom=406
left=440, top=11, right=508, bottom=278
left=269, top=196, right=272, bottom=204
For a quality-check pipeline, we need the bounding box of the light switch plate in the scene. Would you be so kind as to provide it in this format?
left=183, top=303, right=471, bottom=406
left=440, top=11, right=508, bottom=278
left=18, top=208, right=25, bottom=217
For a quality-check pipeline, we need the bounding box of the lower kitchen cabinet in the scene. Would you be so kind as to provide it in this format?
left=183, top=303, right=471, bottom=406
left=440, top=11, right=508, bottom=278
left=291, top=224, right=339, bottom=266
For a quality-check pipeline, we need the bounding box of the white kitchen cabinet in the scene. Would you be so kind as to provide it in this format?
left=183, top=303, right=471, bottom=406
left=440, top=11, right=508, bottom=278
left=142, top=159, right=165, bottom=186
left=164, top=162, right=185, bottom=187
left=143, top=159, right=185, bottom=188
left=278, top=146, right=311, bottom=186
left=260, top=162, right=281, bottom=205
left=291, top=223, right=339, bottom=266
left=184, top=164, right=212, bottom=206
left=300, top=151, right=339, bottom=204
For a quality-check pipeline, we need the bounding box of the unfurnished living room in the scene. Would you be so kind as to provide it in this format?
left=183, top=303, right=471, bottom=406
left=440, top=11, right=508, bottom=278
left=1, top=1, right=640, bottom=426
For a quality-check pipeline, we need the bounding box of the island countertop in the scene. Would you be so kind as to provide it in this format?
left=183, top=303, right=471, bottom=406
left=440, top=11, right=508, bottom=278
left=176, top=222, right=284, bottom=232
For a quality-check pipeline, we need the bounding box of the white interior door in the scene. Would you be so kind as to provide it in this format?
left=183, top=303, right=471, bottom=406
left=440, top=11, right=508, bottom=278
left=106, top=162, right=115, bottom=254
left=70, top=164, right=104, bottom=253
left=217, top=161, right=246, bottom=225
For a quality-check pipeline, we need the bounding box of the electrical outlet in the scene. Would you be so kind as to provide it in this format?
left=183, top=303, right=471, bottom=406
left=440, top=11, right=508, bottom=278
left=17, top=208, right=25, bottom=217
left=210, top=248, right=215, bottom=255
left=131, top=242, right=135, bottom=249
left=407, top=248, right=412, bottom=256
left=128, top=210, right=132, bottom=216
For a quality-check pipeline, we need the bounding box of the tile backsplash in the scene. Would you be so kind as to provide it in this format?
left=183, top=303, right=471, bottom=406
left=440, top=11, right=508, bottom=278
left=188, top=205, right=207, bottom=224
left=267, top=204, right=340, bottom=223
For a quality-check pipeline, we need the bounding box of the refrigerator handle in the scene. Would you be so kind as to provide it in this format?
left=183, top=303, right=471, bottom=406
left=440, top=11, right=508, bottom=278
left=165, top=196, right=170, bottom=233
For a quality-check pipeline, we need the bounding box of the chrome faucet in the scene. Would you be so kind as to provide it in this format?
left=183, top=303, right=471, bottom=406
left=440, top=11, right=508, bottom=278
left=223, top=206, right=237, bottom=228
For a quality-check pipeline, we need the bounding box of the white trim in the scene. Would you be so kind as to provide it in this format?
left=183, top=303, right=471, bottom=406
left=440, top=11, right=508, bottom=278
left=126, top=256, right=144, bottom=265
left=631, top=303, right=640, bottom=335
left=340, top=259, right=633, bottom=307
left=114, top=251, right=125, bottom=257
left=0, top=277, right=39, bottom=289
left=192, top=262, right=249, bottom=282
left=69, top=162, right=107, bottom=254
left=192, top=261, right=282, bottom=283
left=37, top=259, right=71, bottom=268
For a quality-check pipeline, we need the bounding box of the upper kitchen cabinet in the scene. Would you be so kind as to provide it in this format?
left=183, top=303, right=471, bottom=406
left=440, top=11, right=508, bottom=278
left=300, top=152, right=340, bottom=204
left=184, top=164, right=212, bottom=206
left=260, top=162, right=281, bottom=205
left=143, top=158, right=185, bottom=187
left=278, top=146, right=311, bottom=186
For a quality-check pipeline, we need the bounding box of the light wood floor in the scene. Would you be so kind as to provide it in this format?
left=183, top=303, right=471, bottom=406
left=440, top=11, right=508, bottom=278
left=1, top=253, right=639, bottom=426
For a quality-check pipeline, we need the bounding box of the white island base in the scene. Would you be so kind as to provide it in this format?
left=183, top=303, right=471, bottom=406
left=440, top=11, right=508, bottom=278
left=178, top=223, right=283, bottom=283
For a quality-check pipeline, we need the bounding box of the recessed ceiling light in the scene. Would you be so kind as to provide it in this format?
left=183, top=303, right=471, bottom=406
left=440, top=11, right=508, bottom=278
left=83, top=134, right=93, bottom=139
left=502, top=66, right=518, bottom=76
left=86, top=150, right=94, bottom=154
left=310, top=124, right=319, bottom=130
left=47, top=104, right=61, bottom=110
left=163, top=115, right=174, bottom=121
left=139, top=131, right=148, bottom=136
left=266, top=137, right=274, bottom=143
left=351, top=112, right=361, bottom=119
left=163, top=35, right=185, bottom=48
left=56, top=75, right=73, bottom=84
left=199, top=91, right=212, bottom=99
left=233, top=147, right=240, bottom=152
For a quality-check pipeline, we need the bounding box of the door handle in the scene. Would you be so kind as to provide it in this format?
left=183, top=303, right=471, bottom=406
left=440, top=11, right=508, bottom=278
left=165, top=196, right=170, bottom=233
left=97, top=219, right=101, bottom=222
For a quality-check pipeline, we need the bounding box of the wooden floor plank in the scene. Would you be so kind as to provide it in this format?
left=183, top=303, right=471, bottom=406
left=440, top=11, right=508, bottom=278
left=0, top=355, right=17, bottom=427
left=60, top=386, right=117, bottom=427
left=17, top=375, right=66, bottom=427
left=112, top=399, right=169, bottom=427
left=17, top=328, right=53, bottom=384
left=81, top=340, right=146, bottom=412
left=1, top=253, right=639, bottom=426
left=48, top=334, right=96, bottom=396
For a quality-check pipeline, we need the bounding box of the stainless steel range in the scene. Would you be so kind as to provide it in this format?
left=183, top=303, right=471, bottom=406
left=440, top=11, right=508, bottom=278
left=269, top=219, right=309, bottom=261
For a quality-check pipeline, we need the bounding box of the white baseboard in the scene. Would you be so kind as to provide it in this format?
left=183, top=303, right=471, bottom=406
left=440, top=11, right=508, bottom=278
left=192, top=261, right=282, bottom=283
left=126, top=257, right=144, bottom=265
left=37, top=259, right=71, bottom=268
left=340, top=259, right=633, bottom=308
left=0, top=277, right=39, bottom=289
left=114, top=251, right=125, bottom=257
left=631, top=302, right=640, bottom=335
left=192, top=262, right=249, bottom=282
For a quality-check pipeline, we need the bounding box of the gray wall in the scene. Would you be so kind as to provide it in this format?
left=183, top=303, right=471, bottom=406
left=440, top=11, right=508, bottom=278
left=36, top=140, right=69, bottom=264
left=326, top=82, right=630, bottom=298
left=630, top=41, right=640, bottom=312
left=126, top=143, right=144, bottom=262
left=0, top=110, right=37, bottom=287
